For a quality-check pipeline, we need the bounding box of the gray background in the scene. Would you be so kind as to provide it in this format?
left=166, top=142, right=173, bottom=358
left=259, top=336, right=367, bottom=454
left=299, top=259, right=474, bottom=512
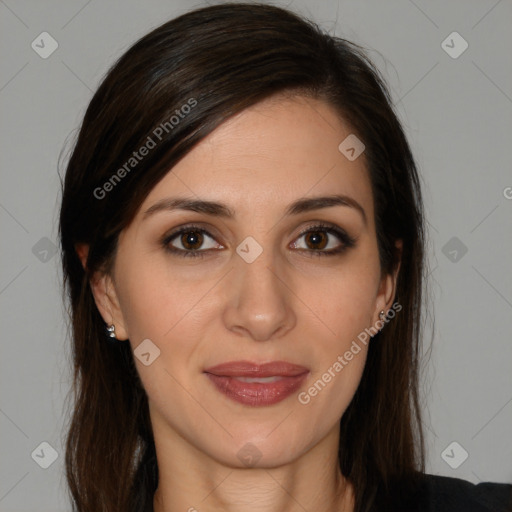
left=1, top=0, right=511, bottom=510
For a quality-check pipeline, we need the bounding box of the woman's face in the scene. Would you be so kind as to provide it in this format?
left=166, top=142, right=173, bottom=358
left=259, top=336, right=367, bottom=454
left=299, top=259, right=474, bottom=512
left=92, top=94, right=399, bottom=468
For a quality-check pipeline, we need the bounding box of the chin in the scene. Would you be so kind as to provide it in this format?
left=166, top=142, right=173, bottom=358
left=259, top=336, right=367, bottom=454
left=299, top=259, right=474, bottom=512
left=206, top=428, right=314, bottom=470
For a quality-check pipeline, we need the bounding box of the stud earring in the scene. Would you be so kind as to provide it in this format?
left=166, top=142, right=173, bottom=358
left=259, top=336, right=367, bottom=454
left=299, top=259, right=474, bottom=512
left=106, top=324, right=117, bottom=339
left=379, top=310, right=386, bottom=322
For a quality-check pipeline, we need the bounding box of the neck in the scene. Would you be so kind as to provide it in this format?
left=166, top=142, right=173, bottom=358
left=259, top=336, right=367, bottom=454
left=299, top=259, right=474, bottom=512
left=151, top=415, right=354, bottom=512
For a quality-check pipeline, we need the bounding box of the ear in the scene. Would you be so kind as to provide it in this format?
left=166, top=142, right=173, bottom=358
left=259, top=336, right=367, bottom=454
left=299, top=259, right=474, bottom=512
left=75, top=242, right=89, bottom=270
left=74, top=243, right=129, bottom=340
left=373, top=239, right=402, bottom=325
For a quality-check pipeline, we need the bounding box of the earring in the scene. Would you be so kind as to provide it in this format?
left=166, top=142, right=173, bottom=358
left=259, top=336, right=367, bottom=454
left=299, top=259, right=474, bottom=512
left=106, top=324, right=117, bottom=339
left=379, top=310, right=386, bottom=322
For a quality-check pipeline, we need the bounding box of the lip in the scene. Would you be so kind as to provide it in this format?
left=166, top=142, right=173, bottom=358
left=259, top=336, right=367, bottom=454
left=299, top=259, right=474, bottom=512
left=204, top=360, right=310, bottom=406
left=204, top=360, right=309, bottom=377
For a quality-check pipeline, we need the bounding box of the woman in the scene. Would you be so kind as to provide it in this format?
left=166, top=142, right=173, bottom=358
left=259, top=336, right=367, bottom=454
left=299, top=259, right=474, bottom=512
left=59, top=3, right=512, bottom=511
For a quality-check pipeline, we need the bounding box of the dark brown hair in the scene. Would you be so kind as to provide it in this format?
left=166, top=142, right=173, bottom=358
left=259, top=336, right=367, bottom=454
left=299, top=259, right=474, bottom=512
left=59, top=3, right=429, bottom=511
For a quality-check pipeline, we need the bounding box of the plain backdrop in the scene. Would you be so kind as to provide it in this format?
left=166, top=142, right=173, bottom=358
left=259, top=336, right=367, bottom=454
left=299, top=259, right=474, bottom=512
left=1, top=0, right=511, bottom=510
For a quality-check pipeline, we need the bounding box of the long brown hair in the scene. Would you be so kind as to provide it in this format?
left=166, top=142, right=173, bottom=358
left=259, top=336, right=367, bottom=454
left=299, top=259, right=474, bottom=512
left=59, top=3, right=429, bottom=511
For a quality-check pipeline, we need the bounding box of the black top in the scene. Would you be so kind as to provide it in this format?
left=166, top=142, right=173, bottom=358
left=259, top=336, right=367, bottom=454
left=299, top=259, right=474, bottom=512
left=409, top=473, right=512, bottom=512
left=141, top=473, right=512, bottom=511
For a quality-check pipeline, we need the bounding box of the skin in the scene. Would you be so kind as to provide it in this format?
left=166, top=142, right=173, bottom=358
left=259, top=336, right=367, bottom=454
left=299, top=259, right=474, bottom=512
left=79, top=94, right=401, bottom=512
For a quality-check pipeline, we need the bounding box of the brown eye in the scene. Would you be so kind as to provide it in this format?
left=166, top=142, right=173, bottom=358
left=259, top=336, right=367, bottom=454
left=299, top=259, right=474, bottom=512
left=304, top=231, right=328, bottom=250
left=179, top=230, right=204, bottom=251
left=291, top=223, right=357, bottom=257
left=162, top=222, right=356, bottom=259
left=162, top=225, right=222, bottom=258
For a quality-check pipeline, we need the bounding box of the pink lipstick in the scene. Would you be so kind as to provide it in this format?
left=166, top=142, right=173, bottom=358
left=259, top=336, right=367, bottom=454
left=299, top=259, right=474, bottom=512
left=204, top=360, right=309, bottom=406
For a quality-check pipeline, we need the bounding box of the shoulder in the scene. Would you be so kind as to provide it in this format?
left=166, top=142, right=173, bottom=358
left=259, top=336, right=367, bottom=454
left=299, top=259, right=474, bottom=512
left=411, top=473, right=512, bottom=512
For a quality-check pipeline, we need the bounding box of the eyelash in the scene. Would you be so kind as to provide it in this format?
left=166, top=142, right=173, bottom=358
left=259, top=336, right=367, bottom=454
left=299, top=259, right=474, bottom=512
left=161, top=222, right=357, bottom=259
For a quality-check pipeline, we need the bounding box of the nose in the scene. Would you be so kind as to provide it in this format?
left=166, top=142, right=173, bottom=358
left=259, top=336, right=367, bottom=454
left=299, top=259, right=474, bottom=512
left=221, top=247, right=296, bottom=342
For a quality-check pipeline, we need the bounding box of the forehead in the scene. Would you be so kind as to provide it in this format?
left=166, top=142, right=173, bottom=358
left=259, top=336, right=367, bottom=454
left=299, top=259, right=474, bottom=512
left=139, top=94, right=373, bottom=221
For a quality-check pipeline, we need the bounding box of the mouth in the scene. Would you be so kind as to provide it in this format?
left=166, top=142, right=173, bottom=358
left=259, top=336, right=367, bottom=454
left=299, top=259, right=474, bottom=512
left=203, top=360, right=310, bottom=406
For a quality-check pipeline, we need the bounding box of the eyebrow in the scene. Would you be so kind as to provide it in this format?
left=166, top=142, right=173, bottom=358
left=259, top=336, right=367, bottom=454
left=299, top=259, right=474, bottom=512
left=143, top=194, right=367, bottom=225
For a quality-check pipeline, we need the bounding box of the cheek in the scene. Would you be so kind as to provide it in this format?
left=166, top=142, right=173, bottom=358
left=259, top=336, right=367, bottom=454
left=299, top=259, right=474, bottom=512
left=294, top=236, right=381, bottom=332
left=302, top=266, right=379, bottom=341
left=114, top=251, right=199, bottom=342
left=114, top=256, right=219, bottom=397
left=115, top=262, right=207, bottom=409
left=292, top=267, right=377, bottom=420
left=297, top=336, right=369, bottom=433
